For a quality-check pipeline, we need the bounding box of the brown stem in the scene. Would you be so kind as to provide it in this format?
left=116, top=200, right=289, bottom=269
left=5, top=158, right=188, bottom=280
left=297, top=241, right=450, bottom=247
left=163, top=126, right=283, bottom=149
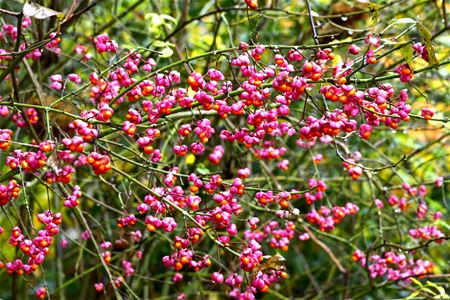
left=301, top=224, right=347, bottom=274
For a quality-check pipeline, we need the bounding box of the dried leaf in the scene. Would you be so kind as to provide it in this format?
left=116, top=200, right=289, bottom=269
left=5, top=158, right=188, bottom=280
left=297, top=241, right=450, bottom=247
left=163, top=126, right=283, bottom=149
left=250, top=253, right=286, bottom=280
left=367, top=2, right=381, bottom=26
left=23, top=2, right=64, bottom=20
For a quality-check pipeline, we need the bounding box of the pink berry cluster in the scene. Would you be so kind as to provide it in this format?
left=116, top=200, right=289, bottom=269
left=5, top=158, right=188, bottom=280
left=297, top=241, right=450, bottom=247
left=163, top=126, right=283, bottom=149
left=244, top=220, right=306, bottom=251
left=352, top=250, right=434, bottom=281
left=1, top=211, right=61, bottom=275
left=409, top=226, right=444, bottom=241
left=0, top=129, right=13, bottom=150
left=306, top=203, right=359, bottom=232
left=94, top=33, right=119, bottom=53
left=0, top=180, right=20, bottom=206
left=6, top=149, right=48, bottom=172
left=12, top=108, right=39, bottom=127
left=64, top=185, right=82, bottom=208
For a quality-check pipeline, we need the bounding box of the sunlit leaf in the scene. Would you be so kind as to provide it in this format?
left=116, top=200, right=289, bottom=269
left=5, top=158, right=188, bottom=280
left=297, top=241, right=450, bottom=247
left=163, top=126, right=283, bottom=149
left=395, top=18, right=417, bottom=24
left=427, top=281, right=449, bottom=297
left=406, top=291, right=420, bottom=299
left=159, top=47, right=173, bottom=58
left=161, top=14, right=177, bottom=24
left=410, top=277, right=423, bottom=287
left=152, top=40, right=170, bottom=48
left=381, top=18, right=416, bottom=34
left=400, top=42, right=414, bottom=68
left=417, top=22, right=439, bottom=66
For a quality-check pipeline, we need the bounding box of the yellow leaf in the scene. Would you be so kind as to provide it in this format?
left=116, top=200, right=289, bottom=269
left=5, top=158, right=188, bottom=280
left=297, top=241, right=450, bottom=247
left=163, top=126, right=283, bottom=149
left=185, top=153, right=196, bottom=165
left=417, top=22, right=439, bottom=66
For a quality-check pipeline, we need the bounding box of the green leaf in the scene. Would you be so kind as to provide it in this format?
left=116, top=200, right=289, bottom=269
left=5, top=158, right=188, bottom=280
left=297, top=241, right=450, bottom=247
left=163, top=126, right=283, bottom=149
left=195, top=165, right=210, bottom=175
left=421, top=287, right=436, bottom=295
left=163, top=22, right=173, bottom=31
left=380, top=18, right=416, bottom=35
left=417, top=22, right=439, bottom=66
left=410, top=277, right=423, bottom=287
left=146, top=13, right=177, bottom=26
left=400, top=42, right=414, bottom=68
left=145, top=13, right=178, bottom=38
left=406, top=291, right=420, bottom=299
left=426, top=281, right=449, bottom=297
left=152, top=40, right=170, bottom=48
left=121, top=43, right=138, bottom=51
left=150, top=14, right=164, bottom=27
left=161, top=14, right=177, bottom=24
left=159, top=47, right=173, bottom=58
left=436, top=286, right=449, bottom=298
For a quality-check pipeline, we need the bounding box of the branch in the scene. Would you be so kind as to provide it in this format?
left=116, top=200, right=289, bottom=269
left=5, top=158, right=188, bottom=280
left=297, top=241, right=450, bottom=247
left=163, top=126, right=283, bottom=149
left=305, top=0, right=320, bottom=45
left=300, top=224, right=348, bottom=274
left=370, top=236, right=450, bottom=253
left=0, top=8, right=20, bottom=17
